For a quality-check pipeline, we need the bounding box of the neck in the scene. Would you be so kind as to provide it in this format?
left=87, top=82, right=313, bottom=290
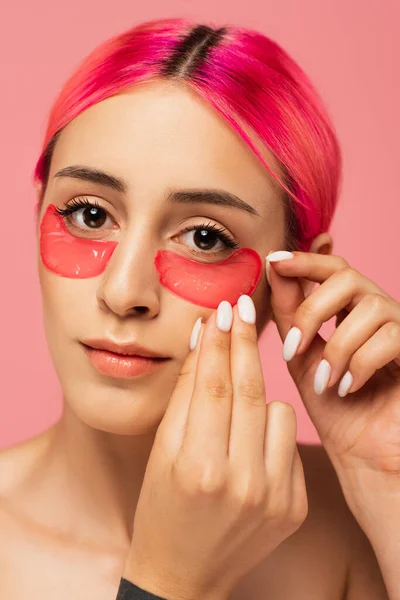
left=23, top=399, right=157, bottom=553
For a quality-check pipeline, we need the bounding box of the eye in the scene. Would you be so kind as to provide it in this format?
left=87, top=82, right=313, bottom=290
left=178, top=222, right=240, bottom=255
left=56, top=197, right=114, bottom=231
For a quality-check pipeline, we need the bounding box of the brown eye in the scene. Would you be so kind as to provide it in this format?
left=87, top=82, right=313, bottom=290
left=56, top=198, right=114, bottom=231
left=77, top=206, right=107, bottom=228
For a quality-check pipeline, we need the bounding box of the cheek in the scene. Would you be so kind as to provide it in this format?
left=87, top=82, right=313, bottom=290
left=39, top=204, right=117, bottom=278
left=154, top=248, right=262, bottom=309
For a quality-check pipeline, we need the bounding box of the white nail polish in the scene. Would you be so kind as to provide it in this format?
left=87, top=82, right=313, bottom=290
left=217, top=300, right=233, bottom=332
left=267, top=251, right=294, bottom=262
left=314, top=359, right=332, bottom=395
left=238, top=295, right=256, bottom=324
left=282, top=327, right=302, bottom=362
left=265, top=260, right=271, bottom=285
left=189, top=317, right=202, bottom=350
left=338, top=370, right=353, bottom=397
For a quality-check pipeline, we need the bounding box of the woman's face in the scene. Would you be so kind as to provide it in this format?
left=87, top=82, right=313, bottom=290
left=35, top=79, right=287, bottom=435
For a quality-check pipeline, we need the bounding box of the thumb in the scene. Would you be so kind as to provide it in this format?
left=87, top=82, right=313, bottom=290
left=266, top=251, right=327, bottom=405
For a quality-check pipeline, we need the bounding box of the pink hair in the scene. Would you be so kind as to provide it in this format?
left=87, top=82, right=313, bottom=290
left=33, top=17, right=342, bottom=252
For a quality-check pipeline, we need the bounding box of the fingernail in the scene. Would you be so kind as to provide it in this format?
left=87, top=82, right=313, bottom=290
left=238, top=294, right=256, bottom=324
left=216, top=300, right=233, bottom=332
left=314, top=359, right=332, bottom=395
left=189, top=317, right=202, bottom=350
left=267, top=251, right=295, bottom=262
left=282, top=327, right=302, bottom=361
left=338, top=370, right=353, bottom=397
left=265, top=261, right=271, bottom=285
left=265, top=251, right=274, bottom=285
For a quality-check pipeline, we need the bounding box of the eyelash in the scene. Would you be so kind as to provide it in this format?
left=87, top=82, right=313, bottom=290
left=55, top=197, right=240, bottom=253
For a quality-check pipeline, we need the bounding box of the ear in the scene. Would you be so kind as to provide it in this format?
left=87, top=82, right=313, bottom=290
left=35, top=181, right=44, bottom=204
left=300, top=232, right=333, bottom=298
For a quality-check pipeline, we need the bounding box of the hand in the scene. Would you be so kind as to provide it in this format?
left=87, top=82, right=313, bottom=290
left=266, top=250, right=400, bottom=485
left=122, top=298, right=308, bottom=600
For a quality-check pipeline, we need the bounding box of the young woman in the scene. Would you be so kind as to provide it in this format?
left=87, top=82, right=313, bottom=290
left=0, top=17, right=398, bottom=600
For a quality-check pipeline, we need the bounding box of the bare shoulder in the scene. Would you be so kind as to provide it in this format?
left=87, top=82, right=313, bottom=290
left=230, top=443, right=388, bottom=599
left=0, top=429, right=52, bottom=499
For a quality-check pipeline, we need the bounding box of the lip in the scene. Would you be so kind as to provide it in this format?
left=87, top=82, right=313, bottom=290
left=81, top=338, right=169, bottom=359
left=81, top=343, right=170, bottom=379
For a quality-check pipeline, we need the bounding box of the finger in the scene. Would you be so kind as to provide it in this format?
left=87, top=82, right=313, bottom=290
left=228, top=299, right=267, bottom=474
left=268, top=251, right=388, bottom=296
left=290, top=446, right=308, bottom=522
left=266, top=252, right=326, bottom=390
left=264, top=401, right=298, bottom=496
left=182, top=302, right=233, bottom=464
left=285, top=272, right=399, bottom=360
left=322, top=294, right=398, bottom=389
left=157, top=317, right=205, bottom=457
left=340, top=322, right=400, bottom=396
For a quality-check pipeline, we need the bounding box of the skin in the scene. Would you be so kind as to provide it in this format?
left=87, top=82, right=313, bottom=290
left=0, top=80, right=388, bottom=598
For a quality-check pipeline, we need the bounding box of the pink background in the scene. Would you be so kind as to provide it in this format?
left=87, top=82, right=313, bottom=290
left=0, top=0, right=398, bottom=449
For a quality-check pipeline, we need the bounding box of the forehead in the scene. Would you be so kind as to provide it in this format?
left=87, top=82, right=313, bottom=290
left=49, top=80, right=284, bottom=220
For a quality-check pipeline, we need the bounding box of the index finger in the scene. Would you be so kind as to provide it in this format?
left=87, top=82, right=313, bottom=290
left=157, top=316, right=205, bottom=457
left=268, top=251, right=388, bottom=296
left=181, top=303, right=233, bottom=464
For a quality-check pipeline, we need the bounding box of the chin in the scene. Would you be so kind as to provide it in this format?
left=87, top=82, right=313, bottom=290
left=54, top=353, right=181, bottom=436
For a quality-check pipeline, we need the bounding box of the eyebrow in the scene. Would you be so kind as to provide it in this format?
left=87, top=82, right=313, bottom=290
left=53, top=165, right=261, bottom=217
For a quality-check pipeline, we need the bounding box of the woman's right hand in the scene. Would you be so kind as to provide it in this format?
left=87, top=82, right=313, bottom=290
left=122, top=296, right=308, bottom=600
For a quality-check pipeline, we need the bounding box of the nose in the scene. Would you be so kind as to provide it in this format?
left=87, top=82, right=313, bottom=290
left=96, top=235, right=161, bottom=319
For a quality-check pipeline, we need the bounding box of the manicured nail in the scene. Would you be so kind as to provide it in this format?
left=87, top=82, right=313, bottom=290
left=265, top=251, right=274, bottom=285
left=282, top=327, right=302, bottom=361
left=265, top=261, right=271, bottom=285
left=338, top=370, right=353, bottom=397
left=267, top=251, right=294, bottom=262
left=238, top=294, right=256, bottom=324
left=216, top=300, right=233, bottom=332
left=189, top=317, right=202, bottom=350
left=314, top=359, right=332, bottom=395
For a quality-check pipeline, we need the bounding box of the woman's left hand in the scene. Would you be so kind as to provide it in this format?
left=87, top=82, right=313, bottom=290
left=266, top=250, right=400, bottom=485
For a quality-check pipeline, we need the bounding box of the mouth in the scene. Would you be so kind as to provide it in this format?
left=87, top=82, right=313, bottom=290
left=80, top=340, right=171, bottom=379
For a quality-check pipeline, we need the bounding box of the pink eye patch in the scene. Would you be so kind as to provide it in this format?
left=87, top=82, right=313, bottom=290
left=154, top=248, right=261, bottom=308
left=40, top=204, right=262, bottom=307
left=39, top=204, right=118, bottom=278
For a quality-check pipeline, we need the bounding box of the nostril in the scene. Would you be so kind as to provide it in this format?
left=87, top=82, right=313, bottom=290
left=134, top=306, right=148, bottom=313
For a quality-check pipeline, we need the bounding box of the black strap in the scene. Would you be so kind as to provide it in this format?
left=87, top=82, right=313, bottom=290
left=116, top=577, right=167, bottom=599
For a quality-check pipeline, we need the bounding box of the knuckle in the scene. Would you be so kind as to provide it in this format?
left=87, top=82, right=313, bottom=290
left=266, top=491, right=290, bottom=521
left=173, top=457, right=227, bottom=497
left=290, top=494, right=309, bottom=526
left=205, top=377, right=233, bottom=400
left=363, top=293, right=387, bottom=311
left=335, top=256, right=349, bottom=269
left=174, top=367, right=192, bottom=391
left=193, top=465, right=227, bottom=496
left=338, top=266, right=360, bottom=286
left=237, top=327, right=258, bottom=345
left=297, top=302, right=314, bottom=320
left=386, top=322, right=400, bottom=340
left=233, top=477, right=267, bottom=510
left=209, top=333, right=230, bottom=352
left=324, top=336, right=343, bottom=359
left=237, top=377, right=265, bottom=406
left=349, top=352, right=368, bottom=374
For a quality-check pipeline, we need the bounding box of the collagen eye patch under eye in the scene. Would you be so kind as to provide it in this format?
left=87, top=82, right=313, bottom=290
left=154, top=247, right=262, bottom=308
left=40, top=204, right=262, bottom=307
left=39, top=204, right=118, bottom=278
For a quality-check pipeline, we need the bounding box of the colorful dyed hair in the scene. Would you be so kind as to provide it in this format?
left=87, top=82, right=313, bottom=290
left=33, top=17, right=342, bottom=252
